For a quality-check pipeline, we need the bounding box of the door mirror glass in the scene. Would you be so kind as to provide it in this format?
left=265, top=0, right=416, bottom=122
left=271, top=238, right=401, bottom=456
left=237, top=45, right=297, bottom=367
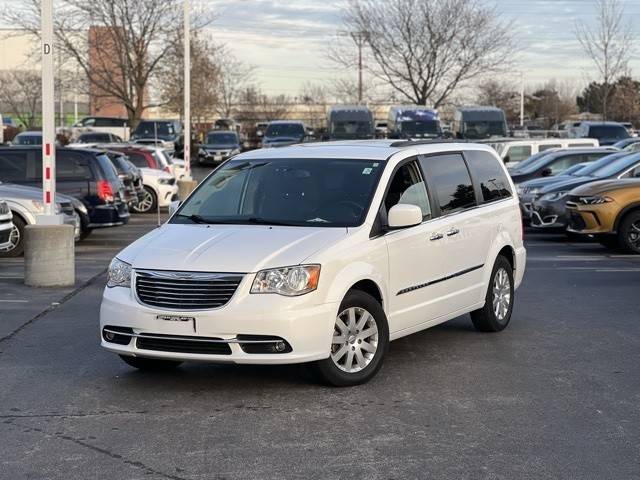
left=388, top=204, right=422, bottom=229
left=541, top=167, right=553, bottom=177
left=169, top=200, right=181, bottom=215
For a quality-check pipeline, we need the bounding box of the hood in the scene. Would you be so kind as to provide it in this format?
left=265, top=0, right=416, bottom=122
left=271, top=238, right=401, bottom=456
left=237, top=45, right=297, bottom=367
left=539, top=176, right=595, bottom=194
left=518, top=176, right=567, bottom=190
left=570, top=178, right=640, bottom=196
left=117, top=223, right=348, bottom=273
left=0, top=183, right=74, bottom=204
left=263, top=136, right=302, bottom=144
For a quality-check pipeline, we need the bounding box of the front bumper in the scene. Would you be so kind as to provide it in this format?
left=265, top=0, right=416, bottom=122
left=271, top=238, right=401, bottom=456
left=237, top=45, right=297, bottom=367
left=157, top=184, right=179, bottom=208
left=0, top=222, right=12, bottom=249
left=565, top=204, right=611, bottom=234
left=530, top=199, right=567, bottom=230
left=99, top=282, right=338, bottom=365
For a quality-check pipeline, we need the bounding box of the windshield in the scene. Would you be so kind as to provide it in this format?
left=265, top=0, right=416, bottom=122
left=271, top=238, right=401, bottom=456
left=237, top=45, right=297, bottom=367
left=399, top=120, right=440, bottom=137
left=206, top=133, right=237, bottom=145
left=463, top=121, right=505, bottom=139
left=588, top=153, right=639, bottom=178
left=14, top=135, right=41, bottom=145
left=172, top=158, right=385, bottom=227
left=589, top=125, right=629, bottom=140
left=265, top=124, right=304, bottom=138
left=331, top=121, right=373, bottom=139
left=134, top=121, right=176, bottom=137
left=79, top=133, right=109, bottom=143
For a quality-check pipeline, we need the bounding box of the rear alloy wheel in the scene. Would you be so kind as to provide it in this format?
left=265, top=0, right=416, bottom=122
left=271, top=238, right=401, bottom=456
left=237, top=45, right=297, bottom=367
left=132, top=187, right=157, bottom=214
left=470, top=255, right=514, bottom=332
left=119, top=355, right=182, bottom=371
left=0, top=216, right=25, bottom=258
left=313, top=290, right=389, bottom=387
left=617, top=211, right=640, bottom=254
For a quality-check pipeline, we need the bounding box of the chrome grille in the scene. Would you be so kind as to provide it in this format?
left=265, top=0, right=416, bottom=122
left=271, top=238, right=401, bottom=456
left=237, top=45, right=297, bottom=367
left=135, top=269, right=244, bottom=310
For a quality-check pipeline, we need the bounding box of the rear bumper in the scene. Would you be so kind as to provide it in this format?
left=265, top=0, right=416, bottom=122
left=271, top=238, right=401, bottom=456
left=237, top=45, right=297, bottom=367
left=88, top=203, right=130, bottom=228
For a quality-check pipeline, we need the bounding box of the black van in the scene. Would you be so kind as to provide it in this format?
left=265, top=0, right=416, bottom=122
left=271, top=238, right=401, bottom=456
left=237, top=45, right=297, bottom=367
left=0, top=147, right=130, bottom=234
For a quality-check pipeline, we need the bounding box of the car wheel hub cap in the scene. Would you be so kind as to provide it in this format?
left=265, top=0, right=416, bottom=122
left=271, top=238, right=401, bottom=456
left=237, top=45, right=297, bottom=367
left=331, top=307, right=378, bottom=373
left=629, top=222, right=640, bottom=248
left=492, top=267, right=511, bottom=322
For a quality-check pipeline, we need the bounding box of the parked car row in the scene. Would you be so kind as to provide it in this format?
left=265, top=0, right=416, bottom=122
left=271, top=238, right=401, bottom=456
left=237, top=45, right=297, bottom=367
left=0, top=137, right=182, bottom=257
left=510, top=146, right=640, bottom=253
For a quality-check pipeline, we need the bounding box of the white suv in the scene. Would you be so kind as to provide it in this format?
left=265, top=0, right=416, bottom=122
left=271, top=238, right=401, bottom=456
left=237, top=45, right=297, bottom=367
left=100, top=140, right=526, bottom=386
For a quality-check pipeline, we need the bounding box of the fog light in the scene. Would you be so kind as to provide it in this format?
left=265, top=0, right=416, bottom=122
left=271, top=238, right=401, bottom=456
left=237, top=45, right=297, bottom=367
left=105, top=331, right=116, bottom=341
left=274, top=341, right=286, bottom=352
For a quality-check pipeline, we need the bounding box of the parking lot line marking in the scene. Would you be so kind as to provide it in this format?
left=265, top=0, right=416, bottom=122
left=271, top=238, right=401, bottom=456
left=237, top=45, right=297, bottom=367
left=0, top=276, right=24, bottom=279
left=0, top=299, right=28, bottom=303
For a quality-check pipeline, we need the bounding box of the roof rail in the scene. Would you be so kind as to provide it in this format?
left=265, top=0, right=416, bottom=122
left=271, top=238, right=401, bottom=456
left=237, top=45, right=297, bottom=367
left=389, top=139, right=466, bottom=148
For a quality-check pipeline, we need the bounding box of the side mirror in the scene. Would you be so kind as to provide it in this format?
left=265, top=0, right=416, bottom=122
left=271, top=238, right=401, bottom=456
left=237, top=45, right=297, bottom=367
left=169, top=200, right=181, bottom=215
left=388, top=204, right=422, bottom=229
left=503, top=155, right=510, bottom=164
left=541, top=167, right=553, bottom=177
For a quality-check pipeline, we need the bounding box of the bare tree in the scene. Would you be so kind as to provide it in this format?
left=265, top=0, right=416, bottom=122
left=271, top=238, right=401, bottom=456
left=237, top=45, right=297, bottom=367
left=575, top=0, right=635, bottom=120
left=0, top=70, right=42, bottom=129
left=235, top=87, right=291, bottom=123
left=476, top=79, right=521, bottom=123
left=2, top=0, right=210, bottom=129
left=331, top=0, right=515, bottom=107
left=214, top=48, right=254, bottom=119
left=159, top=30, right=220, bottom=124
left=299, top=82, right=329, bottom=129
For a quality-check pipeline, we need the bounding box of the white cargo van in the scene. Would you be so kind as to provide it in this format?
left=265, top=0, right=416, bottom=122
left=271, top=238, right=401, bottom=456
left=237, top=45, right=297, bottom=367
left=495, top=138, right=600, bottom=167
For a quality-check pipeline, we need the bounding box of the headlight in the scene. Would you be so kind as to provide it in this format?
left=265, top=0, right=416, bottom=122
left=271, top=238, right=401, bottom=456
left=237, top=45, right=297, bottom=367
left=158, top=177, right=172, bottom=185
left=231, top=148, right=240, bottom=155
left=539, top=191, right=568, bottom=202
left=251, top=265, right=320, bottom=296
left=578, top=195, right=613, bottom=205
left=107, top=257, right=132, bottom=288
left=198, top=148, right=206, bottom=155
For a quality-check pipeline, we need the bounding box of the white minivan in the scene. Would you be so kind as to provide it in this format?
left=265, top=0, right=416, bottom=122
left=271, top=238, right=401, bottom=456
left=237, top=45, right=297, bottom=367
left=100, top=140, right=526, bottom=386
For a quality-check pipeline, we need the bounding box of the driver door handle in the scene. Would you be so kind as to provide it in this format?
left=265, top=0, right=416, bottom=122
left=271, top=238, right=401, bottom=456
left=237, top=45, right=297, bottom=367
left=429, top=233, right=443, bottom=241
left=446, top=228, right=460, bottom=237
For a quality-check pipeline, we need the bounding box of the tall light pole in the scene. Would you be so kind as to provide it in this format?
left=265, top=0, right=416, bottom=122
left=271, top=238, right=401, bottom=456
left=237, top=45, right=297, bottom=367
left=183, top=0, right=191, bottom=178
left=176, top=0, right=197, bottom=200
left=350, top=31, right=368, bottom=105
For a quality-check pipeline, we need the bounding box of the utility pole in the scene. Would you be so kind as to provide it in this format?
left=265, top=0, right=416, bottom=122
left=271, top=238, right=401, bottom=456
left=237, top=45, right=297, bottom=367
left=350, top=31, right=368, bottom=104
left=520, top=72, right=525, bottom=127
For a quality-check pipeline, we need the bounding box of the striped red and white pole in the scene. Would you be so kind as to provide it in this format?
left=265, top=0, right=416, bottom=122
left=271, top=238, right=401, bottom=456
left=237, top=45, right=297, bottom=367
left=41, top=0, right=57, bottom=219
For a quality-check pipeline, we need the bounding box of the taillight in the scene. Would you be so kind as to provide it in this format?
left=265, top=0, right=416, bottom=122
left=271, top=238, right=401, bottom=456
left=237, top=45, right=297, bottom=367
left=97, top=180, right=114, bottom=203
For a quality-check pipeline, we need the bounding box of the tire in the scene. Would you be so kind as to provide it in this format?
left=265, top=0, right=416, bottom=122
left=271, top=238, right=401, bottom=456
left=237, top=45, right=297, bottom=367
left=77, top=211, right=92, bottom=241
left=312, top=290, right=389, bottom=387
left=0, top=215, right=26, bottom=258
left=132, top=186, right=157, bottom=214
left=596, top=234, right=620, bottom=250
left=119, top=355, right=182, bottom=371
left=470, top=255, right=514, bottom=332
left=617, top=210, right=640, bottom=254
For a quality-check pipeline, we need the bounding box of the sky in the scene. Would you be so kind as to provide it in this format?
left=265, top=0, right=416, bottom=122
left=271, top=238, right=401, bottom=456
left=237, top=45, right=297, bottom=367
left=201, top=0, right=640, bottom=98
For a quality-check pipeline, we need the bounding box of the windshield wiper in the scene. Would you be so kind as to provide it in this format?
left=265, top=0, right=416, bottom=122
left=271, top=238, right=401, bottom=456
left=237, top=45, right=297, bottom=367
left=177, top=214, right=214, bottom=224
left=245, top=217, right=299, bottom=226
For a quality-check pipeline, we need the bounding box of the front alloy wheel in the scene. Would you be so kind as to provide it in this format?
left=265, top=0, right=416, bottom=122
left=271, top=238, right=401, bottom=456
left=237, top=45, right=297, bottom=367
left=313, top=290, right=389, bottom=387
left=132, top=187, right=157, bottom=214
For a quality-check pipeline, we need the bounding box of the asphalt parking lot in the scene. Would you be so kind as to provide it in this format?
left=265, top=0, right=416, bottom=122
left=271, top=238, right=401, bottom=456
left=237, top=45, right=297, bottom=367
left=1, top=168, right=639, bottom=479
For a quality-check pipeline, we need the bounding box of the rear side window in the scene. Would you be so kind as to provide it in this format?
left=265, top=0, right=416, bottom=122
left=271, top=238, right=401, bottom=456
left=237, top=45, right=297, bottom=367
left=126, top=152, right=149, bottom=168
left=505, top=145, right=531, bottom=162
left=57, top=152, right=91, bottom=180
left=548, top=154, right=587, bottom=175
left=539, top=144, right=561, bottom=151
left=419, top=154, right=476, bottom=214
left=464, top=150, right=512, bottom=203
left=0, top=150, right=28, bottom=181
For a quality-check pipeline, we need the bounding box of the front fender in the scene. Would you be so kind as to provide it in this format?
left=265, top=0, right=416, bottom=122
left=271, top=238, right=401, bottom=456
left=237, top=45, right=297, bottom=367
left=322, top=261, right=388, bottom=314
